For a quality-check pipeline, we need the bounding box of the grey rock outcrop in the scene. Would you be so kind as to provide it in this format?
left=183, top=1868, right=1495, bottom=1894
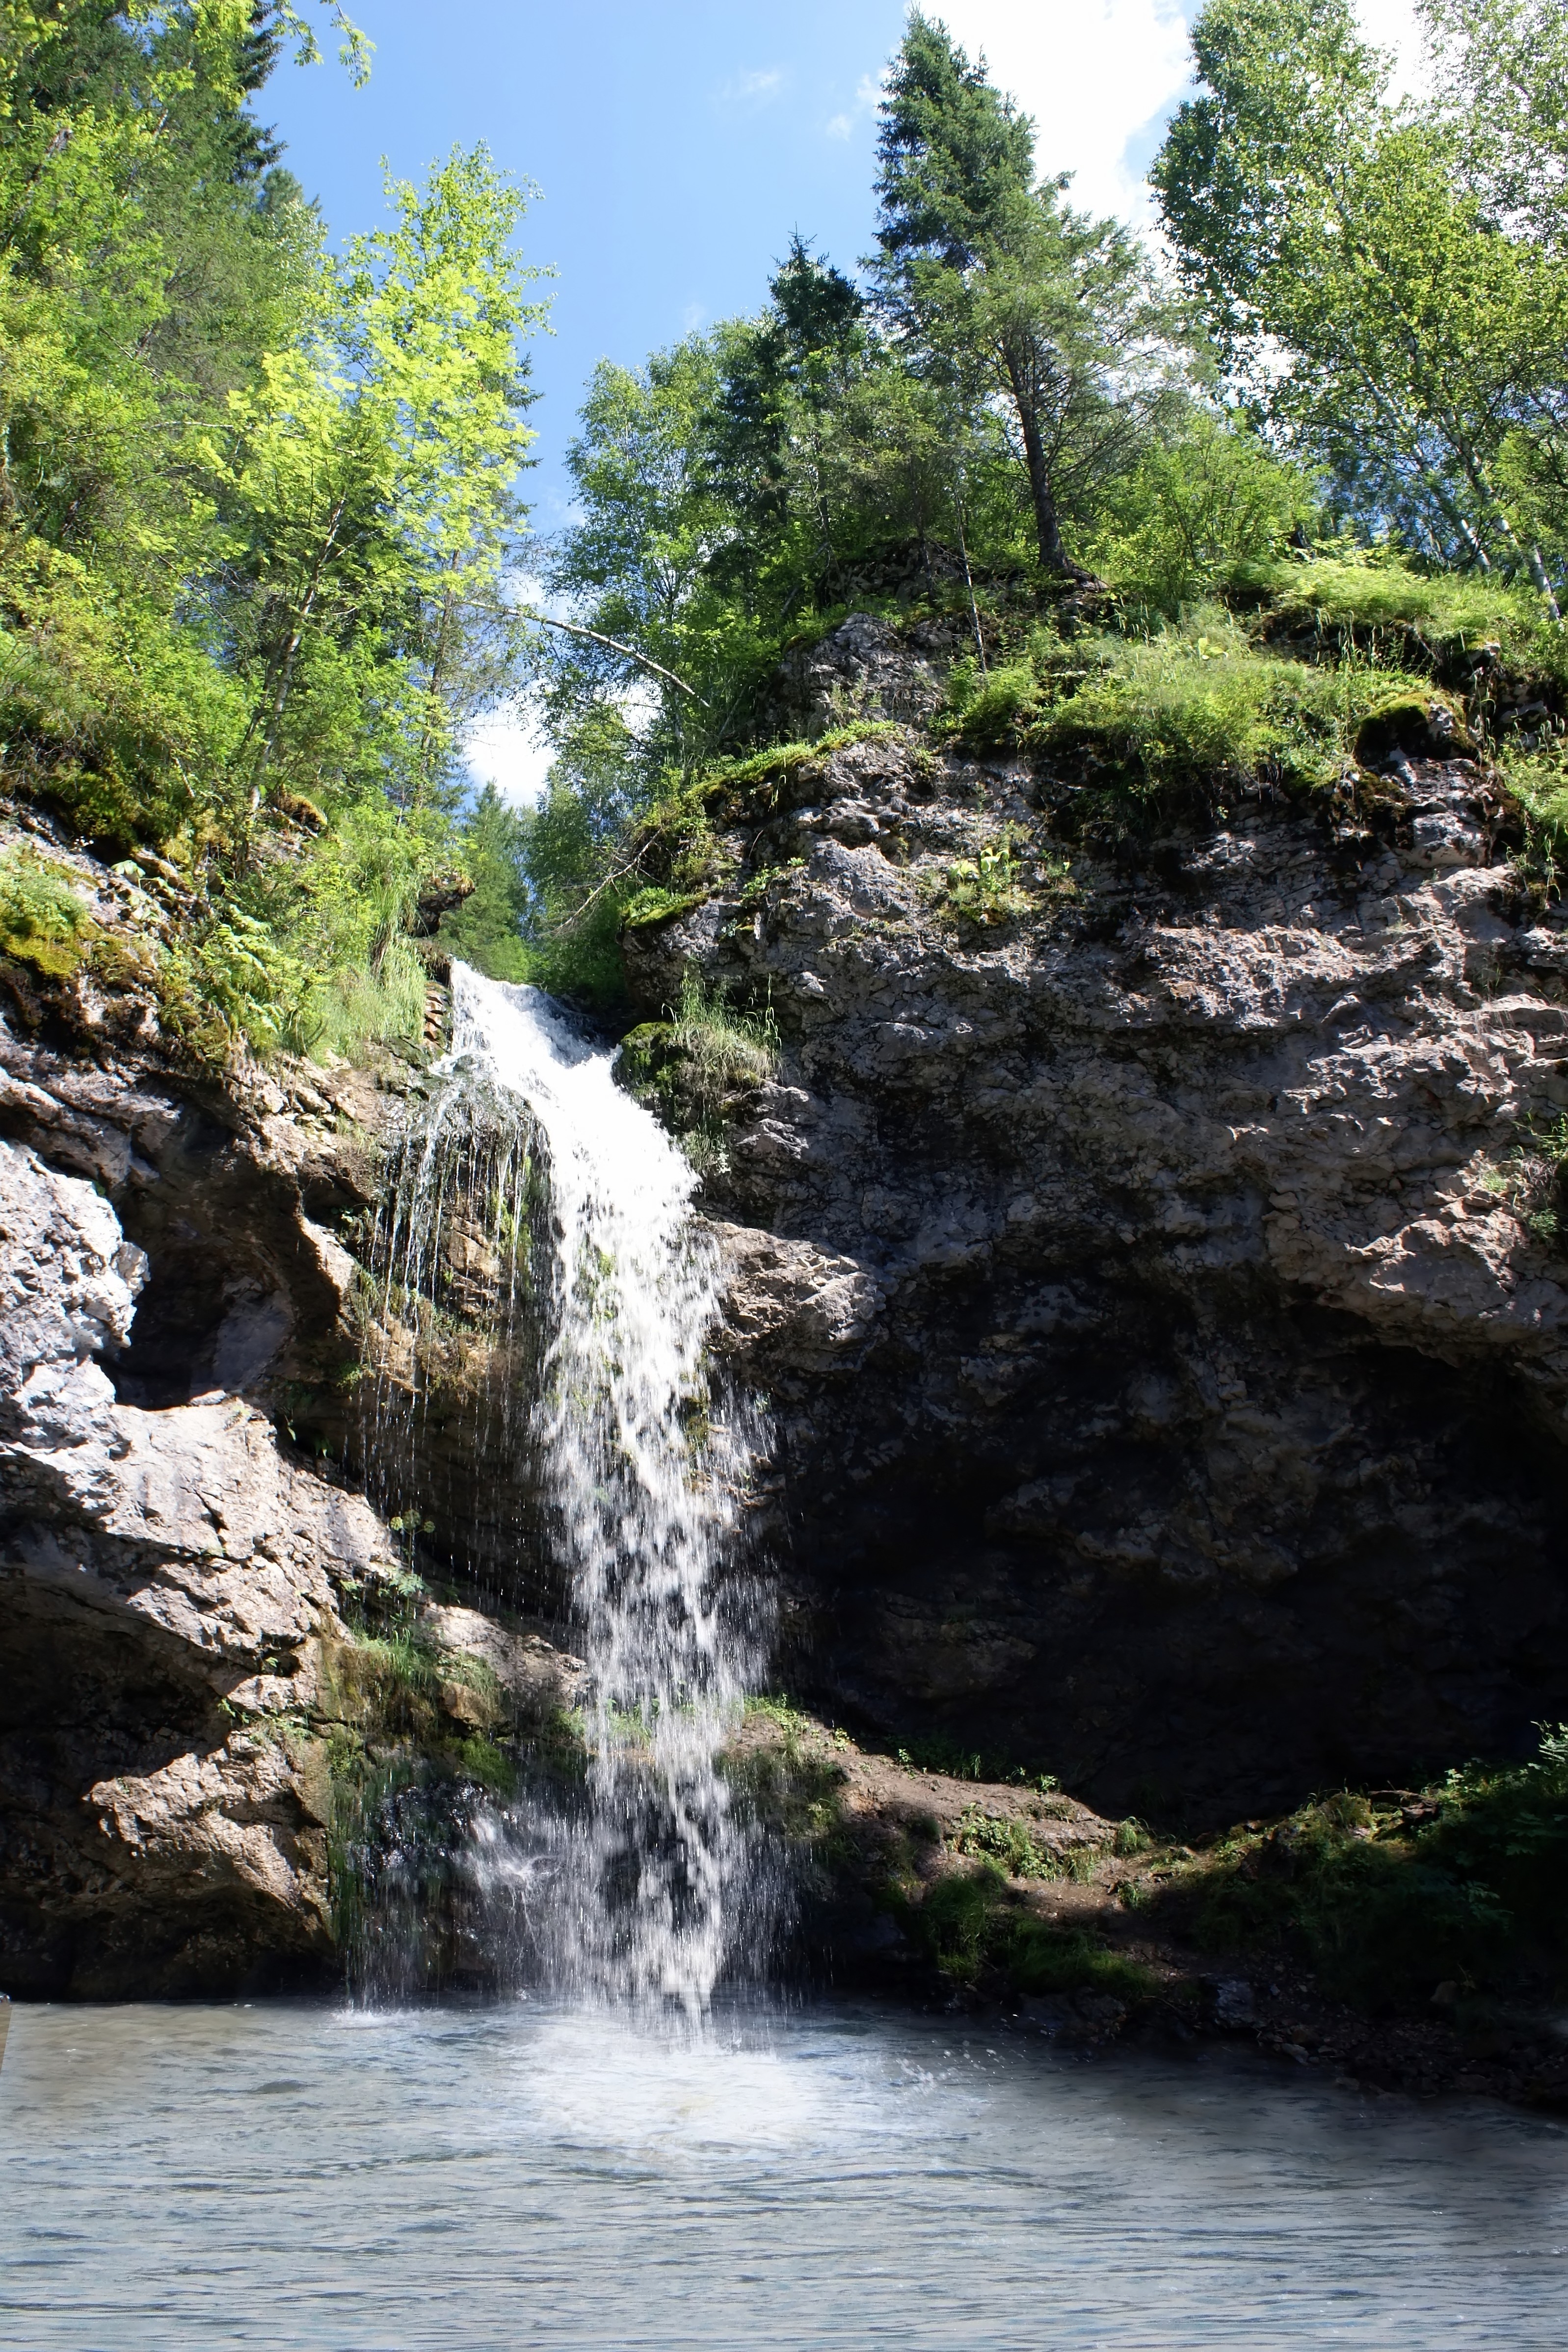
left=624, top=620, right=1568, bottom=1820
left=0, top=1111, right=399, bottom=1994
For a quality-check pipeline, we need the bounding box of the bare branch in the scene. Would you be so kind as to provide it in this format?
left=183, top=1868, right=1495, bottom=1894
left=525, top=614, right=709, bottom=706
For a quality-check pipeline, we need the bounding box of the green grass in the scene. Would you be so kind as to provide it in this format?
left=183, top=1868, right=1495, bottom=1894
left=1504, top=741, right=1568, bottom=894
left=616, top=964, right=778, bottom=1163
left=889, top=1731, right=1061, bottom=1790
left=1243, top=550, right=1567, bottom=678
left=942, top=611, right=1418, bottom=821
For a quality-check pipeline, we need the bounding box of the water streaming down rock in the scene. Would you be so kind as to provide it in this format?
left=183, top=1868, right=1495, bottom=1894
left=364, top=964, right=771, bottom=2011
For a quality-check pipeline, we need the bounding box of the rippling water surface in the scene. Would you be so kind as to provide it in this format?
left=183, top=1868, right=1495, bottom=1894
left=1, top=1997, right=1565, bottom=2349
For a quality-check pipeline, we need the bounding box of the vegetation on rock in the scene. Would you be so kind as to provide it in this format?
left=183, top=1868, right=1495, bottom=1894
left=0, top=0, right=545, bottom=1057
left=498, top=2, right=1568, bottom=1003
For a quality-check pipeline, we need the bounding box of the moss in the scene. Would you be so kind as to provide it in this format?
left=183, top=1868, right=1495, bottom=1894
left=704, top=718, right=903, bottom=803
left=1352, top=687, right=1475, bottom=768
left=619, top=886, right=708, bottom=931
left=0, top=847, right=93, bottom=977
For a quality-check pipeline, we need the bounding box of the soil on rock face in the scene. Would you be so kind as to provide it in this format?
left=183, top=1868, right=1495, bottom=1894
left=622, top=617, right=1568, bottom=1825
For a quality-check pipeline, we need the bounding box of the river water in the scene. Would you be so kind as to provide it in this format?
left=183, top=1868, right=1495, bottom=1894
left=2, top=1996, right=1564, bottom=2350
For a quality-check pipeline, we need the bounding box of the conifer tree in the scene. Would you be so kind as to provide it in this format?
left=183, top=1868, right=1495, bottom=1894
left=874, top=12, right=1180, bottom=578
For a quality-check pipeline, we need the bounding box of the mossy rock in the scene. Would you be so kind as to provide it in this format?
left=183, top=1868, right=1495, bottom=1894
left=613, top=1020, right=675, bottom=1093
left=38, top=756, right=183, bottom=855
left=0, top=850, right=94, bottom=978
left=619, top=888, right=708, bottom=932
left=1354, top=689, right=1476, bottom=770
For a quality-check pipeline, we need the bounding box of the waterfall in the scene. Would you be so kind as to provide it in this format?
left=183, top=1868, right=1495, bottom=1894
left=363, top=963, right=770, bottom=2014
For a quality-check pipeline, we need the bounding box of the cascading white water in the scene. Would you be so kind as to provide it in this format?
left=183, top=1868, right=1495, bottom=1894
left=382, top=961, right=769, bottom=2013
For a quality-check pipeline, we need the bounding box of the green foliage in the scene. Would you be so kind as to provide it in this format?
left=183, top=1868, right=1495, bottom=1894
left=876, top=15, right=1189, bottom=576
left=1508, top=742, right=1568, bottom=895
left=705, top=719, right=903, bottom=802
left=1164, top=1725, right=1568, bottom=2007
left=1154, top=0, right=1568, bottom=608
left=926, top=822, right=1034, bottom=925
left=951, top=1804, right=1061, bottom=1878
left=945, top=607, right=1413, bottom=818
left=910, top=1862, right=1155, bottom=1997
left=1089, top=414, right=1321, bottom=617
left=436, top=785, right=532, bottom=982
left=667, top=964, right=778, bottom=1093
left=616, top=966, right=778, bottom=1164
left=1249, top=548, right=1568, bottom=674
left=0, top=7, right=548, bottom=1062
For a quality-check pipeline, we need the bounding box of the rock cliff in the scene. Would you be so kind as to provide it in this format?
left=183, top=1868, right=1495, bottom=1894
left=622, top=617, right=1568, bottom=1821
left=0, top=943, right=402, bottom=1993
left=4, top=610, right=1568, bottom=1996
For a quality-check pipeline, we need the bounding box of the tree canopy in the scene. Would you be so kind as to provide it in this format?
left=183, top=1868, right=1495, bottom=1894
left=4, top=1, right=1565, bottom=1036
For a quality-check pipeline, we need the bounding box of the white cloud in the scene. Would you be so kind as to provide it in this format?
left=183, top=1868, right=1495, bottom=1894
left=825, top=69, right=885, bottom=141
left=464, top=706, right=552, bottom=807
left=933, top=0, right=1432, bottom=226
left=718, top=66, right=787, bottom=110
left=936, top=0, right=1193, bottom=223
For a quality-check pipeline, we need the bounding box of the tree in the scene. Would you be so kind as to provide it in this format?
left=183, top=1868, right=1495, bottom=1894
left=209, top=145, right=546, bottom=813
left=545, top=336, right=759, bottom=774
left=1153, top=0, right=1568, bottom=608
left=874, top=12, right=1184, bottom=577
left=1421, top=0, right=1568, bottom=250
left=437, top=780, right=533, bottom=980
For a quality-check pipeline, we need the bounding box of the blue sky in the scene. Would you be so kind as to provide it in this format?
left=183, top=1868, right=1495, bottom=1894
left=260, top=0, right=1423, bottom=794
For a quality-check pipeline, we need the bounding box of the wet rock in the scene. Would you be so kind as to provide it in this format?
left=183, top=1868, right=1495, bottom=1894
left=1213, top=1979, right=1256, bottom=2028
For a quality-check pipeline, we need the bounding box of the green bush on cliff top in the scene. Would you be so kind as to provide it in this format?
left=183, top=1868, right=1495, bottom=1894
left=942, top=609, right=1424, bottom=809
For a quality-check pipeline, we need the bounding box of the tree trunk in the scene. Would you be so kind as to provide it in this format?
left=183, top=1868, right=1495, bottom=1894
left=1001, top=339, right=1067, bottom=573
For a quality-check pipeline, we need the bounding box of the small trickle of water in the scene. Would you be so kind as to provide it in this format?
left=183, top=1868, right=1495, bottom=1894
left=366, top=964, right=770, bottom=2013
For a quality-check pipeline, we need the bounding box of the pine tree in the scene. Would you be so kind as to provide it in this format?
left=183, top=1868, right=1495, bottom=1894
left=874, top=13, right=1180, bottom=578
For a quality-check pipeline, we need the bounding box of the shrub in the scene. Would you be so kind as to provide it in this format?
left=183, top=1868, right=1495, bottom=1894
left=1169, top=1724, right=1568, bottom=2008
left=1089, top=415, right=1321, bottom=620
left=927, top=823, right=1033, bottom=925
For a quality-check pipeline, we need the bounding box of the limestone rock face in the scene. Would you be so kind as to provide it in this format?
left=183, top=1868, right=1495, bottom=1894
left=624, top=619, right=1568, bottom=1821
left=0, top=1121, right=398, bottom=1994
